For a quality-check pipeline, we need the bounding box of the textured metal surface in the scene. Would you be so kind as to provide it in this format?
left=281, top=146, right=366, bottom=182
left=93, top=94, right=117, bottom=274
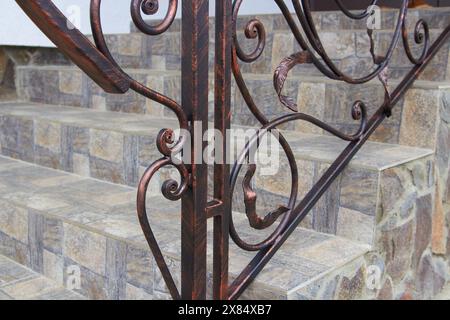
left=15, top=0, right=450, bottom=300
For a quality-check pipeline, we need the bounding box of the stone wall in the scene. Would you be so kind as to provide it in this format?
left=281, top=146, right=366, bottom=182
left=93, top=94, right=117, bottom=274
left=295, top=156, right=449, bottom=300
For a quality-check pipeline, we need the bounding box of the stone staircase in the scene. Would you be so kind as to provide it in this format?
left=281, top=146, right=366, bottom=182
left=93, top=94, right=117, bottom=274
left=0, top=8, right=449, bottom=300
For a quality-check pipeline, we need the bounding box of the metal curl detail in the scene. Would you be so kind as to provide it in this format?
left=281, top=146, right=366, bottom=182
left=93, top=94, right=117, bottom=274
left=229, top=103, right=367, bottom=252
left=234, top=18, right=266, bottom=63
left=242, top=164, right=290, bottom=230
left=402, top=18, right=430, bottom=65
left=131, top=0, right=178, bottom=35
left=232, top=0, right=266, bottom=63
left=286, top=0, right=408, bottom=84
left=137, top=156, right=189, bottom=300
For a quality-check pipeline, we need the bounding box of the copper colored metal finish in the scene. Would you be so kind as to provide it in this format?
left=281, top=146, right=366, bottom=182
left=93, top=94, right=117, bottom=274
left=15, top=0, right=450, bottom=300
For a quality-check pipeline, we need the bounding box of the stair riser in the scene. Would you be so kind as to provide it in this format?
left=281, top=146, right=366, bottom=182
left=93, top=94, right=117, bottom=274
left=131, top=9, right=450, bottom=33
left=15, top=66, right=450, bottom=147
left=6, top=19, right=450, bottom=81
left=241, top=155, right=435, bottom=246
left=0, top=114, right=170, bottom=189
left=89, top=29, right=450, bottom=81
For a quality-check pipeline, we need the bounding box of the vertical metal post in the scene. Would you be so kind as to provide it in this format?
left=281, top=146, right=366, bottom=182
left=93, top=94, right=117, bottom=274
left=181, top=0, right=209, bottom=300
left=213, top=0, right=232, bottom=300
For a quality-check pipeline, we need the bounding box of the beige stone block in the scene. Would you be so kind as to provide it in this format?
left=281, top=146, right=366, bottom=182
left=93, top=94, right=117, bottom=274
left=432, top=190, right=447, bottom=255
left=59, top=70, right=83, bottom=95
left=43, top=250, right=64, bottom=285
left=399, top=89, right=439, bottom=149
left=151, top=55, right=166, bottom=70
left=0, top=200, right=28, bottom=243
left=145, top=75, right=165, bottom=117
left=118, top=34, right=142, bottom=56
left=89, top=129, right=124, bottom=163
left=336, top=207, right=375, bottom=245
left=320, top=31, right=355, bottom=59
left=35, top=121, right=61, bottom=153
left=91, top=95, right=106, bottom=111
left=271, top=33, right=294, bottom=72
left=296, top=82, right=326, bottom=134
left=72, top=153, right=90, bottom=177
left=63, top=223, right=106, bottom=275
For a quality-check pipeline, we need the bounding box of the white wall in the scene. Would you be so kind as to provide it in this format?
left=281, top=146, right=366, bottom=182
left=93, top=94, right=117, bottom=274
left=0, top=0, right=293, bottom=47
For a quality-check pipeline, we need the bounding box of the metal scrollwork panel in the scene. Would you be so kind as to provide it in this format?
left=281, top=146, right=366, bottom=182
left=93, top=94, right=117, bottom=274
left=227, top=0, right=450, bottom=299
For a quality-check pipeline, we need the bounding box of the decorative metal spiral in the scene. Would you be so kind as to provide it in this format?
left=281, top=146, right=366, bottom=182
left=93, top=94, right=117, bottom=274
left=131, top=0, right=178, bottom=35
left=230, top=0, right=377, bottom=251
left=402, top=17, right=430, bottom=65
left=228, top=103, right=367, bottom=251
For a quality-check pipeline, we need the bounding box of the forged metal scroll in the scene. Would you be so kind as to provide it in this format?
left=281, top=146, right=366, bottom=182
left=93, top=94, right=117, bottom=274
left=227, top=0, right=450, bottom=300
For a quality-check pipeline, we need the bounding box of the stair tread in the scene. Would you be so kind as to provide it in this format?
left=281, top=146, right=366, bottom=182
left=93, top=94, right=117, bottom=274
left=0, top=102, right=433, bottom=171
left=0, top=253, right=86, bottom=300
left=0, top=155, right=369, bottom=297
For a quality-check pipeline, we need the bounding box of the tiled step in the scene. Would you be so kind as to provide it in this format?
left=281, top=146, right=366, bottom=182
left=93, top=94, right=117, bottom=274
left=15, top=66, right=450, bottom=146
left=0, top=155, right=371, bottom=300
left=0, top=254, right=86, bottom=300
left=0, top=102, right=436, bottom=245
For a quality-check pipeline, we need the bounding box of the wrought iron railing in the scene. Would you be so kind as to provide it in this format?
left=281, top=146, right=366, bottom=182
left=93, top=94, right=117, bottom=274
left=16, top=0, right=450, bottom=300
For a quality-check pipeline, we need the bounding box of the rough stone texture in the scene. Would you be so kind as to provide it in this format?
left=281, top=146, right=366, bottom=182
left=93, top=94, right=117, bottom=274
left=432, top=190, right=447, bottom=255
left=295, top=82, right=326, bottom=135
left=59, top=70, right=82, bottom=95
left=63, top=223, right=107, bottom=275
left=399, top=89, right=440, bottom=149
